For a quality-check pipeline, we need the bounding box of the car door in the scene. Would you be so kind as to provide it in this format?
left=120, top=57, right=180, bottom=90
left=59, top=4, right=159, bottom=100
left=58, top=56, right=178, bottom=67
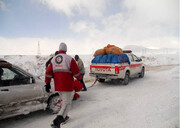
left=0, top=66, right=44, bottom=118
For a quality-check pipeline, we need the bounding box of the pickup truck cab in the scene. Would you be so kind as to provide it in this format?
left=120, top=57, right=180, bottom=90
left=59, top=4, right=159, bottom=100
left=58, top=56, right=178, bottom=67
left=0, top=59, right=60, bottom=120
left=89, top=50, right=145, bottom=85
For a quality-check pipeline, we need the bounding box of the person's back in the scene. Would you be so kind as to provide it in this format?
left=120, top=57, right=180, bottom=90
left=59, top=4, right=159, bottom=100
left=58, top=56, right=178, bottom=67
left=50, top=52, right=76, bottom=91
left=77, top=58, right=85, bottom=74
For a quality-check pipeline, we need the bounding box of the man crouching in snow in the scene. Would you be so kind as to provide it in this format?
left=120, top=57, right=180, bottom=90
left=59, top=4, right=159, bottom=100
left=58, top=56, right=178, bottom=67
left=73, top=80, right=83, bottom=100
left=45, top=42, right=82, bottom=128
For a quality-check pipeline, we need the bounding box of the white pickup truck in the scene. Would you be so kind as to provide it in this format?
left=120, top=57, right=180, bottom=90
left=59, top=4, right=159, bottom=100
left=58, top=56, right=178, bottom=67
left=89, top=50, right=145, bottom=85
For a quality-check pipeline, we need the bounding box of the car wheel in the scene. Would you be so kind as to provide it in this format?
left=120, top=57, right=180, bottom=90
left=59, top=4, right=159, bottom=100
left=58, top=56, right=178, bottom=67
left=123, top=72, right=129, bottom=85
left=98, top=78, right=105, bottom=83
left=48, top=95, right=62, bottom=114
left=139, top=68, right=145, bottom=78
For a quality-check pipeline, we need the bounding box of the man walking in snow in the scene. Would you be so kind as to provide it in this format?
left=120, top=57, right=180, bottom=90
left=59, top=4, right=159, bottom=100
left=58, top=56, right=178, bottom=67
left=74, top=55, right=87, bottom=91
left=45, top=42, right=82, bottom=128
left=45, top=51, right=59, bottom=69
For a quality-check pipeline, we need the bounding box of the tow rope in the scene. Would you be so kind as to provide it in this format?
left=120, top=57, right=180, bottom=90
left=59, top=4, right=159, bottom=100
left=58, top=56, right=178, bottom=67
left=87, top=78, right=98, bottom=88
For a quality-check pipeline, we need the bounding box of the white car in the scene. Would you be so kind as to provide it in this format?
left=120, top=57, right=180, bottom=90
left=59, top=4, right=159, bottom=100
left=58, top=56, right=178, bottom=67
left=0, top=59, right=60, bottom=120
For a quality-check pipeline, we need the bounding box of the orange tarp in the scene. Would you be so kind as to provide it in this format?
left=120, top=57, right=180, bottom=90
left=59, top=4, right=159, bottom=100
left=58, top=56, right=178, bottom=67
left=105, top=46, right=123, bottom=55
left=93, top=49, right=105, bottom=56
left=93, top=44, right=123, bottom=56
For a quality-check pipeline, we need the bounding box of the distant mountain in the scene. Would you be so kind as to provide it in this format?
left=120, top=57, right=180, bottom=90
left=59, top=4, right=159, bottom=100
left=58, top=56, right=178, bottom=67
left=123, top=45, right=179, bottom=54
left=123, top=45, right=148, bottom=53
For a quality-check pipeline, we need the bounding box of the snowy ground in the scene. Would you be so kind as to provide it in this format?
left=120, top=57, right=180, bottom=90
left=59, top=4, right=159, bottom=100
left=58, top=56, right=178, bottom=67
left=0, top=64, right=179, bottom=128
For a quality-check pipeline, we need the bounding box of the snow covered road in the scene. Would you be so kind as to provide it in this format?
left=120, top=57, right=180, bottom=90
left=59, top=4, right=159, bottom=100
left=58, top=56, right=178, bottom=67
left=0, top=65, right=179, bottom=128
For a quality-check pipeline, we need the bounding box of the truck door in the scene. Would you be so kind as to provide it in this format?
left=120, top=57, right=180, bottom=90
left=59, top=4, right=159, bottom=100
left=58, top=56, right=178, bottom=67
left=132, top=54, right=142, bottom=74
left=128, top=54, right=137, bottom=76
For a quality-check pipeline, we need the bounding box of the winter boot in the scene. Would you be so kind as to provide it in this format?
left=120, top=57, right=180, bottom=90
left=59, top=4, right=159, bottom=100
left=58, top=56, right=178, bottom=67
left=51, top=115, right=64, bottom=128
left=62, top=116, right=70, bottom=124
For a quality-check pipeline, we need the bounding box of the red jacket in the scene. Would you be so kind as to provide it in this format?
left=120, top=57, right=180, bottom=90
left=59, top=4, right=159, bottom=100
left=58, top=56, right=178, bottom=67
left=73, top=80, right=83, bottom=99
left=45, top=51, right=82, bottom=91
left=73, top=80, right=83, bottom=91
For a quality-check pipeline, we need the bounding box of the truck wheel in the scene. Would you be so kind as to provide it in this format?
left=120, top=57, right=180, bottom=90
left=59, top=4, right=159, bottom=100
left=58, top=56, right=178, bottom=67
left=98, top=79, right=105, bottom=83
left=48, top=95, right=61, bottom=114
left=139, top=67, right=145, bottom=78
left=123, top=72, right=129, bottom=85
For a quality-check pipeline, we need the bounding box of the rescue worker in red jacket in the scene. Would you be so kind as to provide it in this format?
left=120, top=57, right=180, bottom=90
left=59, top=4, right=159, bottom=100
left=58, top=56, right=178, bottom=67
left=45, top=42, right=82, bottom=128
left=73, top=80, right=83, bottom=100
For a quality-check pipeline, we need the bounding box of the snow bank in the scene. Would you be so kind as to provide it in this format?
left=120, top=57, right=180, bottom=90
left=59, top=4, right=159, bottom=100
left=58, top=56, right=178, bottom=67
left=0, top=53, right=179, bottom=81
left=141, top=54, right=179, bottom=66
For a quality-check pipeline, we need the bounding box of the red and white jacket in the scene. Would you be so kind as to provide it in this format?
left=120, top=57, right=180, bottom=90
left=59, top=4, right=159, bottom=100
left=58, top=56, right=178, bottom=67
left=45, top=51, right=82, bottom=91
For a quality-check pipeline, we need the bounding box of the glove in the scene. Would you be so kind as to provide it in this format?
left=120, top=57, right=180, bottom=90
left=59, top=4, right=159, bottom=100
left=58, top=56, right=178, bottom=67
left=77, top=74, right=82, bottom=81
left=45, top=83, right=51, bottom=93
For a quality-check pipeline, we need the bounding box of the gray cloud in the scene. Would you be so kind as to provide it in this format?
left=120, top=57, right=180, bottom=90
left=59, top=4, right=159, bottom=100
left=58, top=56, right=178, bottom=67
left=69, top=0, right=179, bottom=49
left=0, top=0, right=178, bottom=55
left=38, top=0, right=109, bottom=18
left=0, top=0, right=6, bottom=10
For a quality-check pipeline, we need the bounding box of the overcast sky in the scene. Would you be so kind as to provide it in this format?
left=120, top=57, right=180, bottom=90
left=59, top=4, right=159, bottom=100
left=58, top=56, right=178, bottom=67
left=0, top=0, right=179, bottom=55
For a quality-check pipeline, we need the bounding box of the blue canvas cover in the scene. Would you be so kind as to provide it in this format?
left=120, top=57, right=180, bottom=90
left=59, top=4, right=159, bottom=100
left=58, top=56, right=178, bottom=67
left=91, top=55, right=103, bottom=63
left=119, top=54, right=130, bottom=63
left=99, top=55, right=108, bottom=63
left=106, top=54, right=113, bottom=63
left=92, top=53, right=130, bottom=64
left=111, top=54, right=120, bottom=63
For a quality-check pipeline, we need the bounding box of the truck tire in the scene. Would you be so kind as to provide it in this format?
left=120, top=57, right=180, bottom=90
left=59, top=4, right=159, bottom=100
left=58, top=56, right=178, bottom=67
left=98, top=78, right=105, bottom=83
left=123, top=72, right=129, bottom=85
left=47, top=95, right=61, bottom=114
left=139, top=67, right=145, bottom=78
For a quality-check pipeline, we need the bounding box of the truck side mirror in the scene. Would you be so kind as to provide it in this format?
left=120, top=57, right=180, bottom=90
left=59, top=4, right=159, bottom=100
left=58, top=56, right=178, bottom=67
left=136, top=57, right=142, bottom=62
left=135, top=58, right=142, bottom=62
